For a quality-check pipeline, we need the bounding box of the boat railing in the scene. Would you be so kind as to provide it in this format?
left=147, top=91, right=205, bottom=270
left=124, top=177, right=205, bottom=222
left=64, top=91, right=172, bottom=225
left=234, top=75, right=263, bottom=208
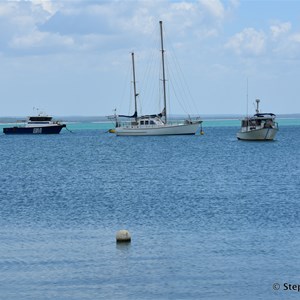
left=117, top=121, right=163, bottom=129
left=116, top=119, right=197, bottom=128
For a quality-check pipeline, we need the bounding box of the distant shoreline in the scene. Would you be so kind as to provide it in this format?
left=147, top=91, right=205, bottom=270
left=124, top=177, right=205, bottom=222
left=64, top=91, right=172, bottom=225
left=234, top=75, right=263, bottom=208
left=0, top=114, right=300, bottom=124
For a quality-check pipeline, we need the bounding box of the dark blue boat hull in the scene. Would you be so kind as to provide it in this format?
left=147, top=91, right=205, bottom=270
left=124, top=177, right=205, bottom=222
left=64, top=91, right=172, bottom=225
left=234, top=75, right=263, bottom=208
left=3, top=125, right=66, bottom=134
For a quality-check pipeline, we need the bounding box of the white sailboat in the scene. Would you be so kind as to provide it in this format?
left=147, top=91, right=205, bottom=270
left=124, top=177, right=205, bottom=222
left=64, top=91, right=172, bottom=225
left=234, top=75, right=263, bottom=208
left=113, top=21, right=202, bottom=136
left=237, top=99, right=278, bottom=141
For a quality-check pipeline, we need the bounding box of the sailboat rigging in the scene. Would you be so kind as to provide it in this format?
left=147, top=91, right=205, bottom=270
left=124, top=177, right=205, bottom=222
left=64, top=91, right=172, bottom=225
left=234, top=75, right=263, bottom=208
left=117, top=52, right=138, bottom=120
left=112, top=21, right=202, bottom=136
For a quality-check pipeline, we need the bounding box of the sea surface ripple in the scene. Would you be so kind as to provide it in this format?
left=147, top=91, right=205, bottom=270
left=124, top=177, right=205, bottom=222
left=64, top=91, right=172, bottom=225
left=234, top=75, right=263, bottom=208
left=0, top=123, right=299, bottom=299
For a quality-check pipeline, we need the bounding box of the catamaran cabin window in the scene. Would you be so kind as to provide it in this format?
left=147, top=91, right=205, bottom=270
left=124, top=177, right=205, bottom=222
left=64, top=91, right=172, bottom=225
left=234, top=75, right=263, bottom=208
left=150, top=120, right=155, bottom=125
left=145, top=120, right=149, bottom=125
left=140, top=121, right=144, bottom=125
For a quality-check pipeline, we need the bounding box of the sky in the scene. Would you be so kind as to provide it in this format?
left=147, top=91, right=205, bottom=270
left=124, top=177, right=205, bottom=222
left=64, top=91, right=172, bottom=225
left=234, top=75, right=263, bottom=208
left=1, top=0, right=300, bottom=117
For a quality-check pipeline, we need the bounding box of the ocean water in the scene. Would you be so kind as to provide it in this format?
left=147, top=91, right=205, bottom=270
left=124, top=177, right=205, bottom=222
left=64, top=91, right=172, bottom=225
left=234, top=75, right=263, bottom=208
left=0, top=120, right=300, bottom=300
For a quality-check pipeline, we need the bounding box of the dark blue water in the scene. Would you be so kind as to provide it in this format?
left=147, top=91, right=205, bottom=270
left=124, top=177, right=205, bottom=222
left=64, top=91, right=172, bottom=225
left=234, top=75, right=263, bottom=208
left=1, top=125, right=300, bottom=299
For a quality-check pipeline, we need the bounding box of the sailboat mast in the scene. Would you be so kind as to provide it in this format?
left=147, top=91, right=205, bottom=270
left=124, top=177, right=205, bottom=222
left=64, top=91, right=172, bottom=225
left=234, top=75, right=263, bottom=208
left=159, top=20, right=167, bottom=124
left=246, top=78, right=249, bottom=128
left=131, top=52, right=138, bottom=122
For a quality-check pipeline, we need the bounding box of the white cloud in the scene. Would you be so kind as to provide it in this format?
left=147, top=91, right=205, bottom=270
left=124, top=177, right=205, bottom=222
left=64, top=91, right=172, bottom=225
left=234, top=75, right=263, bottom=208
left=195, top=28, right=218, bottom=40
left=270, top=22, right=291, bottom=40
left=289, top=33, right=300, bottom=43
left=225, top=28, right=266, bottom=56
left=10, top=31, right=74, bottom=50
left=274, top=32, right=300, bottom=58
left=198, top=0, right=225, bottom=19
left=229, top=0, right=240, bottom=9
left=269, top=23, right=300, bottom=59
left=0, top=1, right=58, bottom=47
left=31, top=0, right=58, bottom=15
left=0, top=2, right=17, bottom=16
left=172, top=2, right=195, bottom=11
left=225, top=22, right=300, bottom=60
left=0, top=0, right=239, bottom=57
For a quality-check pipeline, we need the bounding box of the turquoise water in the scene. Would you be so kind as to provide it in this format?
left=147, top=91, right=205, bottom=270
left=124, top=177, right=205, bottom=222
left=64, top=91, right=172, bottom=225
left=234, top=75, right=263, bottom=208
left=0, top=119, right=300, bottom=299
left=1, top=117, right=299, bottom=131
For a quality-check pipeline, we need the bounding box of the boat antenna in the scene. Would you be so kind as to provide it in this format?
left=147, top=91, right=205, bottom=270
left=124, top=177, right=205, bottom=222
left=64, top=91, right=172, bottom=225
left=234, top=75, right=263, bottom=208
left=255, top=98, right=260, bottom=114
left=131, top=52, right=138, bottom=122
left=246, top=78, right=249, bottom=118
left=159, top=20, right=167, bottom=124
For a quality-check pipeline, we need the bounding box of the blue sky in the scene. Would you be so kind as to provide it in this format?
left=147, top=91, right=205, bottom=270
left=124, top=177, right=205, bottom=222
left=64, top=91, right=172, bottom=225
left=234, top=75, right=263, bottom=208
left=0, top=0, right=300, bottom=117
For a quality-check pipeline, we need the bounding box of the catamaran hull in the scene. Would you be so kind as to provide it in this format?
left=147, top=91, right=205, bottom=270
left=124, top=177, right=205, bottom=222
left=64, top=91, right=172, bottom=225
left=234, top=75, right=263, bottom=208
left=3, top=125, right=66, bottom=135
left=116, top=123, right=200, bottom=136
left=237, top=128, right=278, bottom=141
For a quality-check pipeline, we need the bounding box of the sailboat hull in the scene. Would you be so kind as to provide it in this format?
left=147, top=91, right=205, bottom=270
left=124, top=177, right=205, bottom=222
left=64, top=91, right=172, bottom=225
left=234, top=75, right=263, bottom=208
left=115, top=122, right=200, bottom=136
left=237, top=127, right=278, bottom=141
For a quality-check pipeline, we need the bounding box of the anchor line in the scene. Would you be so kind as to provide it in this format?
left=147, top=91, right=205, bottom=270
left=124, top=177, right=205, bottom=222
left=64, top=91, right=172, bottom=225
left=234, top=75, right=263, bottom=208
left=264, top=128, right=270, bottom=140
left=65, top=126, right=74, bottom=133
